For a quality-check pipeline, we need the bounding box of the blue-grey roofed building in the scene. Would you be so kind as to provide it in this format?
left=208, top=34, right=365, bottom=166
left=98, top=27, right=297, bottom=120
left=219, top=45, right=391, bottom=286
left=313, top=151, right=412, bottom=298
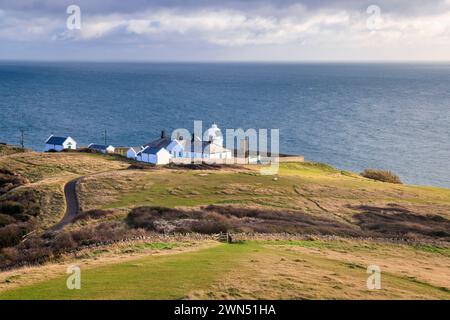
left=143, top=130, right=172, bottom=149
left=141, top=146, right=164, bottom=154
left=45, top=135, right=77, bottom=152
left=136, top=145, right=170, bottom=165
left=88, top=143, right=115, bottom=154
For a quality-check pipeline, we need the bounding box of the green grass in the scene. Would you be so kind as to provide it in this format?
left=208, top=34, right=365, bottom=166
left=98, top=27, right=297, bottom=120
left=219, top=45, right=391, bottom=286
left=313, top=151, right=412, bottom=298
left=1, top=241, right=449, bottom=300
left=0, top=243, right=255, bottom=300
left=102, top=171, right=297, bottom=209
left=413, top=244, right=450, bottom=257
left=95, top=162, right=450, bottom=213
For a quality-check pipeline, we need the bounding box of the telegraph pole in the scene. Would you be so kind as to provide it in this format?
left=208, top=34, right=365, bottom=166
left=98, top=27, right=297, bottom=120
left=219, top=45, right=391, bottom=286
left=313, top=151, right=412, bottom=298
left=20, top=129, right=25, bottom=149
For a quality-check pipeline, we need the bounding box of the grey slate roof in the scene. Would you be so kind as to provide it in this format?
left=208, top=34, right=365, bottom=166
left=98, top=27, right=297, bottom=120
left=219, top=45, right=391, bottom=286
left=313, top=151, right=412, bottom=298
left=143, top=137, right=172, bottom=149
left=141, top=146, right=165, bottom=155
left=46, top=136, right=69, bottom=145
left=89, top=144, right=109, bottom=150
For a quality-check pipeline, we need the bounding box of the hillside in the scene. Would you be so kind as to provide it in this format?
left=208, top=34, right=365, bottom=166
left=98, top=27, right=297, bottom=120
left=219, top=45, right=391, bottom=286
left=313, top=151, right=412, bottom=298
left=0, top=150, right=449, bottom=299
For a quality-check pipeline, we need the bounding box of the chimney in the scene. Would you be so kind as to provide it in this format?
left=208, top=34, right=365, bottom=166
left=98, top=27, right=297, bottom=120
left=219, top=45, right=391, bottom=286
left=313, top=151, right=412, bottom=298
left=161, top=130, right=166, bottom=139
left=239, top=138, right=249, bottom=158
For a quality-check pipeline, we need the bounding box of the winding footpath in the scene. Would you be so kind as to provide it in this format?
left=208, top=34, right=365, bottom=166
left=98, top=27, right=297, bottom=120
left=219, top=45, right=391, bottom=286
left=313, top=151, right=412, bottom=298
left=50, top=178, right=81, bottom=232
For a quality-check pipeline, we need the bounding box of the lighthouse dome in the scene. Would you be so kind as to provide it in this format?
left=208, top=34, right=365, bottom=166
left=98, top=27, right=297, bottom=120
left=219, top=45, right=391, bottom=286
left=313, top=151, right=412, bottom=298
left=205, top=123, right=224, bottom=147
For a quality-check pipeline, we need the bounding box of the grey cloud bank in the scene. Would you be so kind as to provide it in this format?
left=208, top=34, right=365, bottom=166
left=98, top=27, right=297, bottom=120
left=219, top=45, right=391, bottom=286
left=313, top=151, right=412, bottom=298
left=1, top=0, right=450, bottom=61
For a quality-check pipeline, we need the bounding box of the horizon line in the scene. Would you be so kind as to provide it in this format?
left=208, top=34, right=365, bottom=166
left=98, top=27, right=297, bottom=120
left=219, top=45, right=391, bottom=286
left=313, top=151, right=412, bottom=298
left=1, top=59, right=450, bottom=64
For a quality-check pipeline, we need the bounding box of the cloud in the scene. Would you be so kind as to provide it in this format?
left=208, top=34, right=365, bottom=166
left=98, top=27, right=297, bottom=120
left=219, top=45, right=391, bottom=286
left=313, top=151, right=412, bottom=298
left=1, top=1, right=450, bottom=60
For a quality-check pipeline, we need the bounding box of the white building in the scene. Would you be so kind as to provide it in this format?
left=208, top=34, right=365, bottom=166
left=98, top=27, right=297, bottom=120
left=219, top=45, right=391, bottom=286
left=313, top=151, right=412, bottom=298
left=88, top=144, right=115, bottom=154
left=127, top=124, right=231, bottom=164
left=45, top=136, right=77, bottom=152
left=167, top=139, right=185, bottom=158
left=204, top=123, right=224, bottom=147
left=137, top=146, right=170, bottom=165
left=183, top=124, right=232, bottom=160
left=126, top=147, right=140, bottom=160
left=183, top=140, right=231, bottom=160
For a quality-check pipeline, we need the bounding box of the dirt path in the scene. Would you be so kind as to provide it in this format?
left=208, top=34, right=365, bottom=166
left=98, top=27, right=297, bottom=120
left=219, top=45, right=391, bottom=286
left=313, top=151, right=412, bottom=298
left=50, top=178, right=81, bottom=231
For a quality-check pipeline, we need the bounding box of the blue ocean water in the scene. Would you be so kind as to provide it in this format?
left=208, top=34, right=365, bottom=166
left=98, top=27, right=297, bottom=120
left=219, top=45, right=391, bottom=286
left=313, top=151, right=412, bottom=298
left=0, top=62, right=449, bottom=188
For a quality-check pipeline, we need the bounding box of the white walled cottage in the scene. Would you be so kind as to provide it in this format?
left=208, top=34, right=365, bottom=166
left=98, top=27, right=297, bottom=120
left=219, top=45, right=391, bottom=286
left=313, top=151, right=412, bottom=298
left=137, top=146, right=170, bottom=165
left=182, top=124, right=231, bottom=160
left=127, top=124, right=232, bottom=165
left=126, top=147, right=140, bottom=160
left=45, top=136, right=77, bottom=152
left=167, top=139, right=185, bottom=158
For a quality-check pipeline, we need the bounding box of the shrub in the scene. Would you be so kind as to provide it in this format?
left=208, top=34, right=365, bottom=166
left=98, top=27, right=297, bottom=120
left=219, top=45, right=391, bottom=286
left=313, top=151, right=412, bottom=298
left=2, top=189, right=40, bottom=217
left=360, top=169, right=402, bottom=184
left=53, top=232, right=77, bottom=251
left=0, top=169, right=28, bottom=194
left=127, top=207, right=190, bottom=231
left=0, top=223, right=28, bottom=248
left=126, top=205, right=364, bottom=236
left=0, top=201, right=24, bottom=215
left=73, top=209, right=114, bottom=222
left=0, top=214, right=15, bottom=227
left=190, top=214, right=230, bottom=234
left=0, top=221, right=147, bottom=269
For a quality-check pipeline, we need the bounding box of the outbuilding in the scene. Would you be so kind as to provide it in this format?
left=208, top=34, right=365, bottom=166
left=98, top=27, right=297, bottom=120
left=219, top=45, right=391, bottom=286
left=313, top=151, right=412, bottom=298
left=88, top=144, right=115, bottom=154
left=126, top=147, right=140, bottom=160
left=138, top=146, right=170, bottom=165
left=45, top=135, right=77, bottom=152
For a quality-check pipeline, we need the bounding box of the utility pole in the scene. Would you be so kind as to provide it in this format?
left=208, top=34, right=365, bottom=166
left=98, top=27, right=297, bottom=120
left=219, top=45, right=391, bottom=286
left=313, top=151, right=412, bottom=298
left=20, top=129, right=25, bottom=149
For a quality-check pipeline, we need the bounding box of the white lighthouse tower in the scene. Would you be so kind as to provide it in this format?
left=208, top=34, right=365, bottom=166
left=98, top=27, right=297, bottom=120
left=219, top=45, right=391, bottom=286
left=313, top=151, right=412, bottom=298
left=205, top=123, right=224, bottom=147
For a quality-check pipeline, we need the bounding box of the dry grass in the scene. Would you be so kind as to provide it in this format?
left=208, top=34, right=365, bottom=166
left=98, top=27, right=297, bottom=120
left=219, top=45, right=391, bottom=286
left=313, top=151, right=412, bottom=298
left=0, top=152, right=130, bottom=228
left=361, top=169, right=402, bottom=184
left=0, top=237, right=448, bottom=299
left=188, top=239, right=450, bottom=300
left=0, top=238, right=217, bottom=292
left=0, top=154, right=449, bottom=299
left=76, top=163, right=450, bottom=227
left=0, top=145, right=29, bottom=157
left=0, top=152, right=129, bottom=183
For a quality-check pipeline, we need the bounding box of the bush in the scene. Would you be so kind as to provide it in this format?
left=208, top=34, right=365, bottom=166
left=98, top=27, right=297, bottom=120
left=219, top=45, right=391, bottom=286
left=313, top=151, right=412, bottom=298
left=0, top=223, right=29, bottom=248
left=73, top=209, right=114, bottom=222
left=0, top=201, right=24, bottom=215
left=0, top=221, right=146, bottom=269
left=53, top=232, right=77, bottom=251
left=125, top=205, right=363, bottom=236
left=190, top=212, right=230, bottom=234
left=0, top=214, right=15, bottom=227
left=126, top=207, right=190, bottom=231
left=0, top=169, right=28, bottom=194
left=360, top=169, right=402, bottom=184
left=1, top=189, right=40, bottom=217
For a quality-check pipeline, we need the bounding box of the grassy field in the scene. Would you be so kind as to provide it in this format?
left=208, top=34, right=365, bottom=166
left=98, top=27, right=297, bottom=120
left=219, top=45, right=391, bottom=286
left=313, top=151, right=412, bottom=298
left=76, top=161, right=450, bottom=226
left=0, top=239, right=448, bottom=300
left=1, top=151, right=449, bottom=299
left=0, top=151, right=130, bottom=228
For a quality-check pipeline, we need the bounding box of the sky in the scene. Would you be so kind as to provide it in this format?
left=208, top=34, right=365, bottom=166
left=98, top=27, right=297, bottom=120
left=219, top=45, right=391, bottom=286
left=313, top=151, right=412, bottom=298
left=1, top=0, right=450, bottom=61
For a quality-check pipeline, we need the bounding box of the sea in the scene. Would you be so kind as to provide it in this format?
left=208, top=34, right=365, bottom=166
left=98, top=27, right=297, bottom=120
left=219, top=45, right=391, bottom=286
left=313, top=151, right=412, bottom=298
left=0, top=62, right=449, bottom=188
